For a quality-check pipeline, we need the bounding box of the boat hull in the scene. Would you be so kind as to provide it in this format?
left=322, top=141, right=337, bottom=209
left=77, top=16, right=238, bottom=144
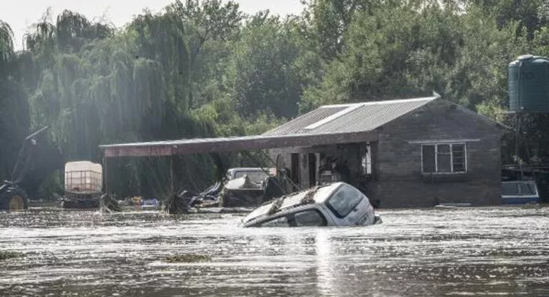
left=502, top=196, right=540, bottom=205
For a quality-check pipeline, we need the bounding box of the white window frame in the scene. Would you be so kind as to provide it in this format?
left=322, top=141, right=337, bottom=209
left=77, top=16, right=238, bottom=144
left=421, top=143, right=467, bottom=174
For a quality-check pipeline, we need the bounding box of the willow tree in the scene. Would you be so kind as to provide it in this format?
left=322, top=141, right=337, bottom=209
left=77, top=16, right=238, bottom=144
left=0, top=21, right=29, bottom=181
left=130, top=10, right=191, bottom=115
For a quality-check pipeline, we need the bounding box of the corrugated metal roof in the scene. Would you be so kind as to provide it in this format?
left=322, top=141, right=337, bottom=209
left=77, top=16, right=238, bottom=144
left=265, top=106, right=348, bottom=136
left=263, top=96, right=438, bottom=136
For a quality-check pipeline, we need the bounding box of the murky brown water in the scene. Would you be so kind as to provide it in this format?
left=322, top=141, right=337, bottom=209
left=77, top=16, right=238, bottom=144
left=1, top=207, right=549, bottom=297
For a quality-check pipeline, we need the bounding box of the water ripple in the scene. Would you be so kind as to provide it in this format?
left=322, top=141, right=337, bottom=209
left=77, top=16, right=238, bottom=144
left=1, top=207, right=548, bottom=296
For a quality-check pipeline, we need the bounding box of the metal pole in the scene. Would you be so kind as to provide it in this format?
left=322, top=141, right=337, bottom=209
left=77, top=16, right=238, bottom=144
left=258, top=150, right=302, bottom=192
left=242, top=150, right=291, bottom=195
left=515, top=113, right=524, bottom=180
left=170, top=156, right=174, bottom=198
left=103, top=156, right=108, bottom=195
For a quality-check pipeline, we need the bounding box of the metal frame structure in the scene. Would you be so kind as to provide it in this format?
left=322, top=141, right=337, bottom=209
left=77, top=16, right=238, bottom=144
left=98, top=131, right=378, bottom=197
left=64, top=170, right=102, bottom=194
left=99, top=131, right=378, bottom=158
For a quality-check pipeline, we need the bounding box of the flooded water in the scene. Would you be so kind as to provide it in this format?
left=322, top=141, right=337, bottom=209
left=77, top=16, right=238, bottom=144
left=1, top=207, right=549, bottom=297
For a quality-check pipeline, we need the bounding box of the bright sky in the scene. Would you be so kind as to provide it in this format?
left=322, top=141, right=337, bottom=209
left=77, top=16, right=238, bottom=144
left=0, top=0, right=305, bottom=50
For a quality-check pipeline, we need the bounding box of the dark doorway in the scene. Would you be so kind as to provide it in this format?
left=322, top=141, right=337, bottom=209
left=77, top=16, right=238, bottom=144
left=291, top=153, right=300, bottom=186
left=308, top=153, right=317, bottom=187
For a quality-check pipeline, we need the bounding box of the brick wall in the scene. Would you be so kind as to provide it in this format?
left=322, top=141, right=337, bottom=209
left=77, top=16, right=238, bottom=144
left=371, top=100, right=505, bottom=208
left=269, top=100, right=505, bottom=208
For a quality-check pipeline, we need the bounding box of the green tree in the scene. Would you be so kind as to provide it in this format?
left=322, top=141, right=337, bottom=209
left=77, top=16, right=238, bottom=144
left=225, top=12, right=316, bottom=119
left=0, top=20, right=29, bottom=181
left=166, top=0, right=243, bottom=108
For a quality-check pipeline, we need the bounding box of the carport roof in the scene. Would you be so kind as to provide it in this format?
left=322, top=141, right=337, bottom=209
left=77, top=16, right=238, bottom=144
left=100, top=131, right=378, bottom=158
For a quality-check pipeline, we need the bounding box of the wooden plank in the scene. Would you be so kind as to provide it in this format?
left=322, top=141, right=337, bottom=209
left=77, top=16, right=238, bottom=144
left=101, top=131, right=378, bottom=158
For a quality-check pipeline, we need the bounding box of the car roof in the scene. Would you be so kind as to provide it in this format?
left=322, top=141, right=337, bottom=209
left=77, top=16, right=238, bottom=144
left=242, top=182, right=345, bottom=224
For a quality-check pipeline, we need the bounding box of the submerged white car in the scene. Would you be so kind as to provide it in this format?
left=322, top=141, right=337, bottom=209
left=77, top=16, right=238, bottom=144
left=241, top=182, right=382, bottom=228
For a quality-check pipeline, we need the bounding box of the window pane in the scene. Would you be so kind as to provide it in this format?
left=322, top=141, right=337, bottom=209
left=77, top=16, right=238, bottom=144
left=326, top=185, right=363, bottom=218
left=234, top=171, right=269, bottom=183
left=438, top=155, right=451, bottom=172
left=437, top=144, right=451, bottom=173
left=452, top=144, right=466, bottom=172
left=422, top=145, right=435, bottom=173
left=452, top=144, right=465, bottom=153
left=294, top=210, right=326, bottom=227
left=261, top=216, right=289, bottom=227
left=501, top=183, right=519, bottom=195
left=438, top=144, right=450, bottom=154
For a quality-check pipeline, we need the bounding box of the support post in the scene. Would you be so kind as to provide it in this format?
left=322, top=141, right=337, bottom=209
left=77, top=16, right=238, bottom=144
left=515, top=113, right=524, bottom=180
left=170, top=156, right=174, bottom=198
left=258, top=150, right=301, bottom=192
left=103, top=157, right=109, bottom=195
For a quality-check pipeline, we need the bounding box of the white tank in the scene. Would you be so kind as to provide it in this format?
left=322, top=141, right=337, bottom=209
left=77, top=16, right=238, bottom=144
left=64, top=161, right=103, bottom=193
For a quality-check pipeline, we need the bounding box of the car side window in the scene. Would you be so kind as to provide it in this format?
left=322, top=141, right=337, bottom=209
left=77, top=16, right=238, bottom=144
left=260, top=216, right=289, bottom=227
left=326, top=185, right=363, bottom=218
left=294, top=210, right=327, bottom=227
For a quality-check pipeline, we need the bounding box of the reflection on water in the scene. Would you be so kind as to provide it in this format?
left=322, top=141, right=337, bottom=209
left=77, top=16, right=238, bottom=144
left=1, top=207, right=549, bottom=296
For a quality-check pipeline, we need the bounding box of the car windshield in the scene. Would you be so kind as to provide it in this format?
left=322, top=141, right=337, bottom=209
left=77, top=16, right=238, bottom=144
left=326, top=184, right=363, bottom=218
left=233, top=171, right=269, bottom=183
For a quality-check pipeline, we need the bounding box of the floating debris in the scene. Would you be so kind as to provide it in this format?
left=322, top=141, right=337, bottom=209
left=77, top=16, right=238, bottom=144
left=164, top=193, right=190, bottom=215
left=300, top=186, right=318, bottom=205
left=100, top=194, right=122, bottom=213
left=0, top=250, right=21, bottom=261
left=165, top=254, right=211, bottom=263
left=267, top=196, right=285, bottom=215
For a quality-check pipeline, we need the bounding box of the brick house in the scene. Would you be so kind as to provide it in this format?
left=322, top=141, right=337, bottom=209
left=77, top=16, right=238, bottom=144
left=265, top=95, right=507, bottom=208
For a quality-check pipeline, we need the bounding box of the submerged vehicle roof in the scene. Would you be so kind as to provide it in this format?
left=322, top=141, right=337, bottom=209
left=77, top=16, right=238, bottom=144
left=241, top=182, right=344, bottom=225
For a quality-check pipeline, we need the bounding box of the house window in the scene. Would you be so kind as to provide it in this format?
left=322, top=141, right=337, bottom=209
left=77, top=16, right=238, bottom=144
left=422, top=143, right=466, bottom=173
left=361, top=144, right=372, bottom=176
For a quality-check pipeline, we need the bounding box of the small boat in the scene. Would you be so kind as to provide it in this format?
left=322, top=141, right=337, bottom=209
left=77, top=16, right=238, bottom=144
left=501, top=180, right=540, bottom=205
left=241, top=182, right=381, bottom=228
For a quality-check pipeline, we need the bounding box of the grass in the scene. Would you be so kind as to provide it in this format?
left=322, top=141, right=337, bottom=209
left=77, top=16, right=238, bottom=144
left=165, top=254, right=212, bottom=263
left=0, top=250, right=21, bottom=261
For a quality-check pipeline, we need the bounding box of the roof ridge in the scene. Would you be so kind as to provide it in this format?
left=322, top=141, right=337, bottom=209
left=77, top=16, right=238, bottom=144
left=320, top=96, right=438, bottom=108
